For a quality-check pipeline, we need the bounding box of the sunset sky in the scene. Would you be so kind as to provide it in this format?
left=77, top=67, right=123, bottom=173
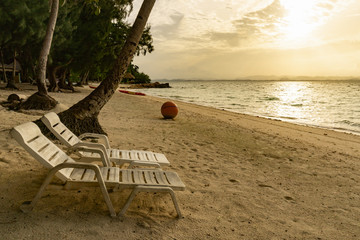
left=128, top=0, right=360, bottom=80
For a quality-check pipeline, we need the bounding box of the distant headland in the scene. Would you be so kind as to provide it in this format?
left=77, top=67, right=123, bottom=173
left=154, top=76, right=360, bottom=81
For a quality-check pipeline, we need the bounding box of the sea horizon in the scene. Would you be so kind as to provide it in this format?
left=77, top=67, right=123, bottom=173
left=154, top=76, right=360, bottom=82
left=138, top=79, right=360, bottom=135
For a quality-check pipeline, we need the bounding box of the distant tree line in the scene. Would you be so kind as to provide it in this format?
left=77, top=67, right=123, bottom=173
left=0, top=0, right=153, bottom=91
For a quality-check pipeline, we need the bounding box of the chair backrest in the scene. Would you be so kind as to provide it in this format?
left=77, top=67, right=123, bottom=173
left=41, top=112, right=80, bottom=148
left=11, top=122, right=74, bottom=181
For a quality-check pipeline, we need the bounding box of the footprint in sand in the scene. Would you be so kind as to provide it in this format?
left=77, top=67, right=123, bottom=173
left=284, top=196, right=295, bottom=201
left=0, top=158, right=10, bottom=164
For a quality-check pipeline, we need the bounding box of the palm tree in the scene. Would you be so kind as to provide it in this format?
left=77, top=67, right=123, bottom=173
left=57, top=0, right=156, bottom=135
left=21, top=0, right=59, bottom=110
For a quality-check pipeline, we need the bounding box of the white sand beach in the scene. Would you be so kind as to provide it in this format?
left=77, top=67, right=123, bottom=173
left=1, top=84, right=360, bottom=239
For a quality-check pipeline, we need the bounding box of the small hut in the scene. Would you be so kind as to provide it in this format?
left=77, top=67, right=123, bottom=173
left=122, top=72, right=135, bottom=83
left=0, top=60, right=22, bottom=83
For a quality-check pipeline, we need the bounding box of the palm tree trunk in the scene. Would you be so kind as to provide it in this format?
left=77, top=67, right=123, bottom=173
left=59, top=0, right=156, bottom=135
left=79, top=70, right=89, bottom=86
left=6, top=50, right=19, bottom=89
left=20, top=0, right=59, bottom=110
left=36, top=0, right=59, bottom=95
left=47, top=65, right=60, bottom=92
left=12, top=50, right=16, bottom=81
left=0, top=49, right=8, bottom=83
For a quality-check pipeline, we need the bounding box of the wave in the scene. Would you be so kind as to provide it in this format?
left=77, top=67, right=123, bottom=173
left=337, top=120, right=360, bottom=127
left=142, top=80, right=360, bottom=134
left=262, top=96, right=280, bottom=101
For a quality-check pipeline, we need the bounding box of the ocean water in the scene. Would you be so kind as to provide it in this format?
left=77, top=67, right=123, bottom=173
left=138, top=80, right=360, bottom=134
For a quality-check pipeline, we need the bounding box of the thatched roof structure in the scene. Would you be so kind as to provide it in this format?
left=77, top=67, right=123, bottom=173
left=0, top=60, right=22, bottom=72
left=124, top=72, right=135, bottom=79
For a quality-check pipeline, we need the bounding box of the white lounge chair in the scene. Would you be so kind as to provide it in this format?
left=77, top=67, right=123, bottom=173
left=11, top=122, right=185, bottom=218
left=41, top=112, right=170, bottom=168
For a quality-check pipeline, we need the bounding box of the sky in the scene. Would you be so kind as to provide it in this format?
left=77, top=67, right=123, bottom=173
left=128, top=0, right=360, bottom=80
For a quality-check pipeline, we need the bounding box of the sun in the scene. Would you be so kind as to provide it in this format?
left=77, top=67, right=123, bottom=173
left=279, top=0, right=321, bottom=41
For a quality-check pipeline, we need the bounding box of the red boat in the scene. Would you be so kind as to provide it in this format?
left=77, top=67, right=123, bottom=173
left=119, top=90, right=146, bottom=96
left=89, top=86, right=145, bottom=96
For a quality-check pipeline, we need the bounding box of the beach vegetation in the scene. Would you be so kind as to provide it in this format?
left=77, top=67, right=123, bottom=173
left=1, top=0, right=154, bottom=112
left=0, top=0, right=48, bottom=90
left=57, top=0, right=156, bottom=135
left=125, top=64, right=151, bottom=84
left=20, top=0, right=60, bottom=110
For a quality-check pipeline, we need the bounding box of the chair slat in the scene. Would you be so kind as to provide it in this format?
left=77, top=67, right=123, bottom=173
left=40, top=144, right=59, bottom=161
left=109, top=149, right=120, bottom=159
left=145, top=152, right=156, bottom=162
left=154, top=153, right=168, bottom=164
left=53, top=124, right=67, bottom=136
left=82, top=169, right=96, bottom=181
left=121, top=170, right=132, bottom=184
left=61, top=130, right=74, bottom=143
left=70, top=168, right=85, bottom=180
left=58, top=167, right=74, bottom=179
left=154, top=171, right=168, bottom=185
left=108, top=167, right=119, bottom=182
left=135, top=152, right=144, bottom=161
left=101, top=167, right=110, bottom=180
left=28, top=136, right=47, bottom=150
left=164, top=172, right=186, bottom=190
left=133, top=170, right=146, bottom=184
left=51, top=153, right=69, bottom=166
left=68, top=136, right=79, bottom=146
left=143, top=170, right=157, bottom=185
left=131, top=151, right=141, bottom=160
left=122, top=151, right=131, bottom=160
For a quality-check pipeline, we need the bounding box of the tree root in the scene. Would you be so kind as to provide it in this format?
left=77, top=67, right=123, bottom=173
left=5, top=82, right=19, bottom=90
left=19, top=92, right=58, bottom=110
left=58, top=110, right=106, bottom=136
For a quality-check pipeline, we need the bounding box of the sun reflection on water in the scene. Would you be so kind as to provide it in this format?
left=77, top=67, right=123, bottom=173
left=141, top=80, right=360, bottom=134
left=264, top=81, right=314, bottom=120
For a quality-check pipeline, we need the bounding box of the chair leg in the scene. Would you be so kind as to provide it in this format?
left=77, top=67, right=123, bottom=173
left=118, top=187, right=141, bottom=216
left=168, top=189, right=183, bottom=218
left=20, top=167, right=58, bottom=213
left=118, top=186, right=182, bottom=218
left=93, top=170, right=116, bottom=217
left=21, top=163, right=117, bottom=218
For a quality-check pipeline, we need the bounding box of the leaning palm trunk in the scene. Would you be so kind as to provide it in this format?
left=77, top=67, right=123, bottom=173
left=21, top=0, right=59, bottom=110
left=58, top=0, right=156, bottom=135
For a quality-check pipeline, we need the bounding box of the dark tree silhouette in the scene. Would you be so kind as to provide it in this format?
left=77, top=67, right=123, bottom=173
left=58, top=0, right=156, bottom=135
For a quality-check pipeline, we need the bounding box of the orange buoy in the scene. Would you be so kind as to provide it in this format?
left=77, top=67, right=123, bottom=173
left=161, top=101, right=178, bottom=119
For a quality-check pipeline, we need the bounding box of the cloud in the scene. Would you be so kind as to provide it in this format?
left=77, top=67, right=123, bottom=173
left=130, top=0, right=360, bottom=79
left=151, top=12, right=184, bottom=39
left=203, top=0, right=287, bottom=49
left=233, top=0, right=285, bottom=43
left=129, top=0, right=355, bottom=49
left=317, top=2, right=334, bottom=10
left=134, top=38, right=360, bottom=79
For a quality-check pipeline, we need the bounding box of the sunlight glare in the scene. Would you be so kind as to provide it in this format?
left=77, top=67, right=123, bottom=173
left=270, top=81, right=312, bottom=120
left=279, top=0, right=321, bottom=41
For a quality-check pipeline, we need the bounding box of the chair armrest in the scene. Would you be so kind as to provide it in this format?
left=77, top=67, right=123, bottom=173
left=78, top=133, right=111, bottom=149
left=55, top=162, right=101, bottom=172
left=69, top=142, right=111, bottom=167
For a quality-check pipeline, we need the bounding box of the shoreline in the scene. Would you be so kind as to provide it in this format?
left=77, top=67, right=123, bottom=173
left=136, top=90, right=360, bottom=137
left=135, top=80, right=360, bottom=136
left=1, top=84, right=360, bottom=239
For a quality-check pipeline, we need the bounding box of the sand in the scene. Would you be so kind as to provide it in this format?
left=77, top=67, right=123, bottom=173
left=1, top=83, right=360, bottom=239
